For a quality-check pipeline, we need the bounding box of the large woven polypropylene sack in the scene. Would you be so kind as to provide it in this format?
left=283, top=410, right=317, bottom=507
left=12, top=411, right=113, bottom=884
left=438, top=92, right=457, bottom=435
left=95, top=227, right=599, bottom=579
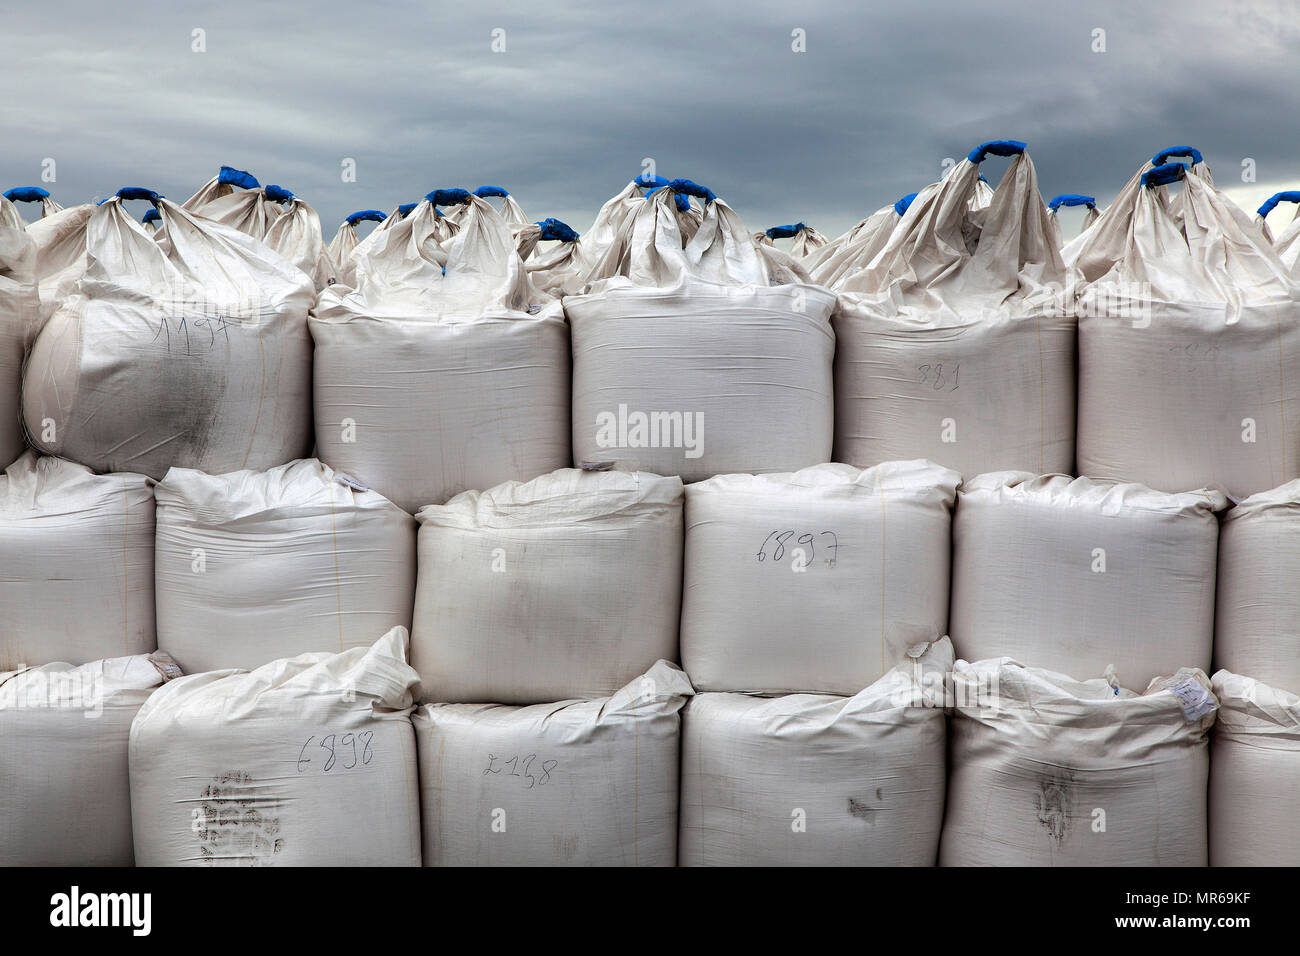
left=129, top=627, right=421, bottom=866
left=1071, top=159, right=1300, bottom=498
left=1209, top=671, right=1300, bottom=866
left=681, top=460, right=959, bottom=695
left=951, top=472, right=1225, bottom=690
left=185, top=168, right=333, bottom=290
left=940, top=659, right=1216, bottom=866
left=154, top=459, right=416, bottom=674
left=2, top=186, right=63, bottom=221
left=22, top=189, right=314, bottom=479
left=23, top=202, right=93, bottom=334
left=1214, top=481, right=1300, bottom=695
left=0, top=452, right=155, bottom=670
left=805, top=195, right=909, bottom=288
left=311, top=190, right=570, bottom=513
left=414, top=660, right=692, bottom=866
left=832, top=141, right=1074, bottom=479
left=679, top=637, right=952, bottom=867
left=1046, top=193, right=1099, bottom=247
left=326, top=209, right=386, bottom=288
left=755, top=222, right=829, bottom=259
left=0, top=652, right=178, bottom=865
left=412, top=468, right=683, bottom=704
left=0, top=197, right=34, bottom=467
left=566, top=179, right=835, bottom=481
left=515, top=217, right=586, bottom=296
left=1256, top=191, right=1300, bottom=272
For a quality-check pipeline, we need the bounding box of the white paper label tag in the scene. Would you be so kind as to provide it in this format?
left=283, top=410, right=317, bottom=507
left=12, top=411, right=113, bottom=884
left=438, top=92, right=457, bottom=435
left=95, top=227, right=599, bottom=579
left=1170, top=677, right=1216, bottom=722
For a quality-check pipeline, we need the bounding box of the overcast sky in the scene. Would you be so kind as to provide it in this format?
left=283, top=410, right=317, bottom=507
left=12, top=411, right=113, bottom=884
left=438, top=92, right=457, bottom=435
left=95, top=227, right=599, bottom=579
left=3, top=0, right=1299, bottom=242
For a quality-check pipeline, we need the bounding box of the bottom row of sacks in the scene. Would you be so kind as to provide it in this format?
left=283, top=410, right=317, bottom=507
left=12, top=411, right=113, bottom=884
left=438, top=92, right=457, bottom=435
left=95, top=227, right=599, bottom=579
left=1, top=629, right=1291, bottom=866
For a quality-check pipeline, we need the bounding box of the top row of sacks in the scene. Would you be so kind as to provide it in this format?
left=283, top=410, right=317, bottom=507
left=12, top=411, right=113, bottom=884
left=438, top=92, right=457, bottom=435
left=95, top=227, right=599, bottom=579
left=2, top=143, right=1298, bottom=501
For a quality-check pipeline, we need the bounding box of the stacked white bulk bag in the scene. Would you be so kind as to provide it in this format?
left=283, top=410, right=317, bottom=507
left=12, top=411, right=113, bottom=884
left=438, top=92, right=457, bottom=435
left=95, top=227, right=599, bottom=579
left=1209, top=671, right=1300, bottom=866
left=455, top=185, right=528, bottom=230
left=2, top=186, right=63, bottom=220
left=154, top=459, right=416, bottom=673
left=681, top=460, right=959, bottom=695
left=566, top=179, right=835, bottom=481
left=951, top=472, right=1225, bottom=689
left=1214, top=481, right=1300, bottom=694
left=941, top=659, right=1216, bottom=866
left=1256, top=191, right=1300, bottom=272
left=1046, top=193, right=1099, bottom=246
left=1071, top=158, right=1300, bottom=498
left=1, top=452, right=155, bottom=670
left=311, top=190, right=570, bottom=513
left=326, top=209, right=386, bottom=288
left=24, top=202, right=93, bottom=332
left=0, top=652, right=178, bottom=865
left=412, top=468, right=683, bottom=704
left=515, top=218, right=585, bottom=296
left=185, top=168, right=333, bottom=290
left=805, top=194, right=912, bottom=289
left=414, top=660, right=692, bottom=866
left=23, top=189, right=315, bottom=479
left=129, top=627, right=422, bottom=866
left=831, top=141, right=1074, bottom=478
left=679, top=638, right=952, bottom=867
left=0, top=196, right=35, bottom=467
left=755, top=222, right=829, bottom=259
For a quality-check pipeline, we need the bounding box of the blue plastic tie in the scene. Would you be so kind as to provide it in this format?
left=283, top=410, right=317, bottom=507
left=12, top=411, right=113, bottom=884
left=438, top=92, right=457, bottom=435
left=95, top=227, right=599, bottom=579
left=217, top=166, right=260, bottom=190
left=536, top=217, right=579, bottom=243
left=3, top=186, right=51, bottom=203
left=345, top=209, right=387, bottom=226
left=968, top=140, right=1027, bottom=164
left=1048, top=194, right=1097, bottom=211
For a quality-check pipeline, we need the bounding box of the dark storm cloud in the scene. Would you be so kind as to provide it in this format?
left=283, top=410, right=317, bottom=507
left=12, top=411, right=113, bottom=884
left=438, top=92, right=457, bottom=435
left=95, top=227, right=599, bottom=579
left=3, top=0, right=1299, bottom=241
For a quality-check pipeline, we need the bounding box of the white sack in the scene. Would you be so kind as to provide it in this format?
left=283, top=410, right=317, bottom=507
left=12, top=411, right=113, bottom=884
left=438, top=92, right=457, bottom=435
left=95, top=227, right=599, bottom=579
left=0, top=653, right=177, bottom=865
left=1070, top=159, right=1300, bottom=498
left=679, top=638, right=952, bottom=866
left=129, top=627, right=422, bottom=866
left=0, top=452, right=155, bottom=669
left=23, top=202, right=93, bottom=334
left=0, top=197, right=35, bottom=466
left=830, top=145, right=1075, bottom=478
left=414, top=660, right=692, bottom=866
left=1214, top=481, right=1300, bottom=695
left=412, top=468, right=683, bottom=704
left=154, top=459, right=416, bottom=673
left=325, top=210, right=387, bottom=288
left=23, top=195, right=315, bottom=479
left=1209, top=671, right=1300, bottom=866
left=681, top=460, right=959, bottom=695
left=311, top=194, right=570, bottom=512
left=185, top=172, right=332, bottom=290
left=940, top=659, right=1216, bottom=866
left=566, top=183, right=835, bottom=481
left=950, top=472, right=1225, bottom=689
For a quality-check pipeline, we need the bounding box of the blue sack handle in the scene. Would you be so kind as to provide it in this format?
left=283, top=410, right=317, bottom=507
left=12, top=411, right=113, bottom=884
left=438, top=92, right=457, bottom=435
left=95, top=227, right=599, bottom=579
left=1152, top=146, right=1203, bottom=167
left=968, top=140, right=1027, bottom=164
left=345, top=209, right=387, bottom=226
left=643, top=185, right=691, bottom=213
left=1141, top=162, right=1188, bottom=188
left=764, top=223, right=806, bottom=240
left=425, top=188, right=471, bottom=207
left=666, top=179, right=716, bottom=204
left=536, top=217, right=579, bottom=243
left=112, top=187, right=164, bottom=206
left=1257, top=191, right=1300, bottom=218
left=142, top=208, right=162, bottom=225
left=894, top=192, right=919, bottom=216
left=396, top=202, right=418, bottom=219
left=217, top=166, right=260, bottom=190
left=633, top=174, right=670, bottom=189
left=474, top=185, right=509, bottom=199
left=1048, top=193, right=1097, bottom=211
left=263, top=184, right=294, bottom=203
left=3, top=186, right=51, bottom=203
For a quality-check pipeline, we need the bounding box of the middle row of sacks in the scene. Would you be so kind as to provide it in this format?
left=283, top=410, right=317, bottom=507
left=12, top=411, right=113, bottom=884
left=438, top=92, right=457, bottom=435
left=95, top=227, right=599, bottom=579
left=8, top=455, right=1300, bottom=700
left=4, top=144, right=1299, bottom=503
